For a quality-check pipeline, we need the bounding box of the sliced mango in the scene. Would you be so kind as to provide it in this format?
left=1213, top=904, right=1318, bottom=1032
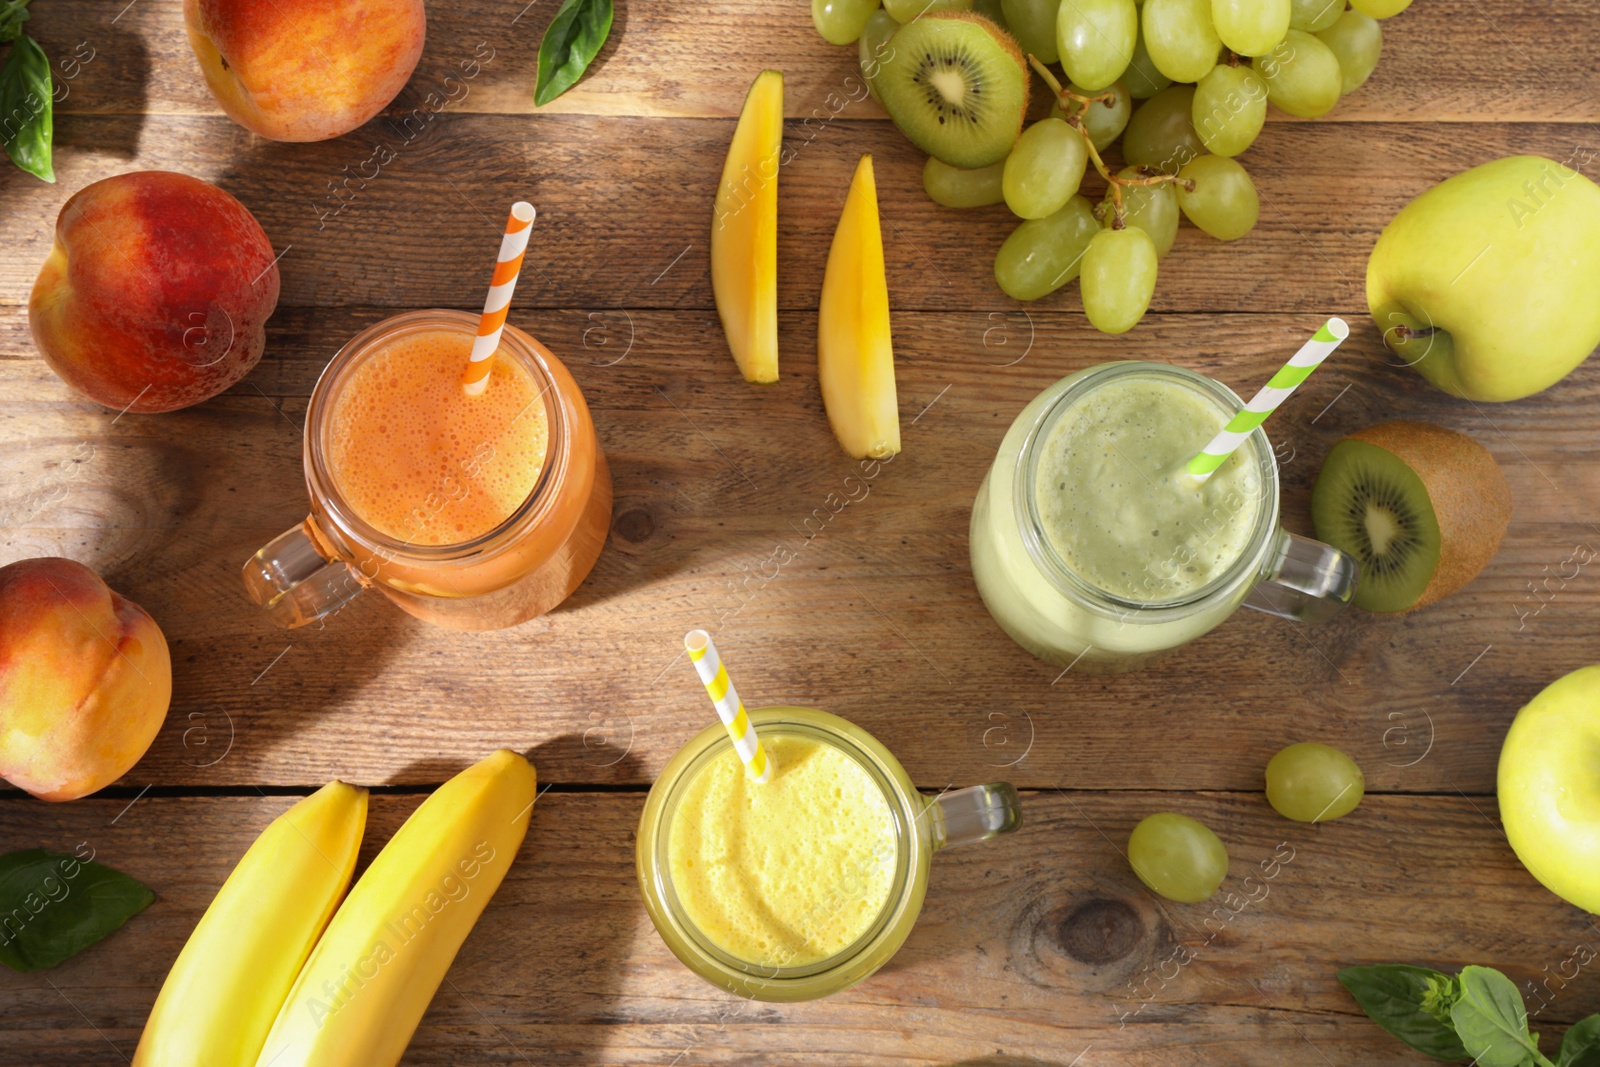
left=711, top=69, right=782, bottom=384
left=819, top=154, right=900, bottom=459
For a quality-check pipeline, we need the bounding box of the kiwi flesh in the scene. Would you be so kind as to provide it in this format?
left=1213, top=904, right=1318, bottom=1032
left=1311, top=421, right=1511, bottom=613
left=875, top=12, right=1029, bottom=169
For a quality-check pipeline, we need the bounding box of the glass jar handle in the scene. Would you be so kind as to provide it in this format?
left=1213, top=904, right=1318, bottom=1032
left=242, top=519, right=366, bottom=628
left=929, top=783, right=1023, bottom=850
left=1243, top=528, right=1358, bottom=624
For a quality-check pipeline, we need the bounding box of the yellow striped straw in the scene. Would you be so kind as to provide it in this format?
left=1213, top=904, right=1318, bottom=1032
left=683, top=630, right=771, bottom=784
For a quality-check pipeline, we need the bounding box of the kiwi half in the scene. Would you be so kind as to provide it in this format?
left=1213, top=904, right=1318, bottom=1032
left=1311, top=421, right=1511, bottom=613
left=876, top=13, right=1029, bottom=169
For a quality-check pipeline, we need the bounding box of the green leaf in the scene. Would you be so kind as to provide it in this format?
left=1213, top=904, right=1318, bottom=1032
left=1338, top=965, right=1470, bottom=1060
left=0, top=33, right=54, bottom=182
left=534, top=0, right=613, bottom=106
left=1559, top=1016, right=1600, bottom=1067
left=1451, top=965, right=1544, bottom=1067
left=0, top=849, right=153, bottom=972
left=0, top=0, right=31, bottom=44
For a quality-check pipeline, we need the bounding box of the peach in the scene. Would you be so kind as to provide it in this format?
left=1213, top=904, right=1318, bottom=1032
left=184, top=0, right=426, bottom=142
left=29, top=170, right=281, bottom=414
left=0, top=558, right=172, bottom=802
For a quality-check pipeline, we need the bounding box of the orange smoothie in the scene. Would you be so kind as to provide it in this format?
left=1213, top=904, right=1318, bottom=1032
left=326, top=331, right=549, bottom=546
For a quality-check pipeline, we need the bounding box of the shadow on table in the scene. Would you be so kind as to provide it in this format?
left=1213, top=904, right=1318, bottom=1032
left=53, top=22, right=149, bottom=162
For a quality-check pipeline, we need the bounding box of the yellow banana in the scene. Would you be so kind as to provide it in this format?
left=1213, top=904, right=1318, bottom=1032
left=255, top=749, right=537, bottom=1067
left=133, top=780, right=367, bottom=1067
left=712, top=68, right=782, bottom=384
left=819, top=154, right=900, bottom=460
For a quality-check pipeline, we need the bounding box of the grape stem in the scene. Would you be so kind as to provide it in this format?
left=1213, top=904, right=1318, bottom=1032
left=1026, top=54, right=1192, bottom=226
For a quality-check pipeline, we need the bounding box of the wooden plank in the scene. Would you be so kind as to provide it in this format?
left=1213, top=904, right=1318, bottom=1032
left=26, top=0, right=1600, bottom=123
left=1, top=792, right=1595, bottom=1066
left=2, top=310, right=1596, bottom=791
left=2, top=116, right=1592, bottom=313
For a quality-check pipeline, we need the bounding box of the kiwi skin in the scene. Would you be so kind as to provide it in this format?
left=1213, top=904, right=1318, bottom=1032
left=878, top=12, right=1029, bottom=169
left=1313, top=421, right=1511, bottom=612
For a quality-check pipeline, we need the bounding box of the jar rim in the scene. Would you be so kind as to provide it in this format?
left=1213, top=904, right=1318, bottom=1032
left=1012, top=361, right=1281, bottom=618
left=304, top=309, right=568, bottom=563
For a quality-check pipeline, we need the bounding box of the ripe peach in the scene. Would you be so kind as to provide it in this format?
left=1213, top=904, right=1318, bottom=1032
left=0, top=558, right=172, bottom=802
left=184, top=0, right=426, bottom=142
left=29, top=170, right=280, bottom=414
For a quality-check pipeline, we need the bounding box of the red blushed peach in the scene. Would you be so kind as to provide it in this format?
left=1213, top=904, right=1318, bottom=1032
left=28, top=170, right=280, bottom=414
left=184, top=0, right=426, bottom=142
left=0, top=558, right=172, bottom=802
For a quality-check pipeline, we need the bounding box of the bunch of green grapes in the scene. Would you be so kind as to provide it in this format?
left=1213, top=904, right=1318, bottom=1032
left=812, top=0, right=1404, bottom=334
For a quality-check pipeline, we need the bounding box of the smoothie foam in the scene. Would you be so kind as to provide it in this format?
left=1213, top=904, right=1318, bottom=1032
left=666, top=733, right=898, bottom=968
left=1032, top=375, right=1264, bottom=602
left=326, top=330, right=549, bottom=547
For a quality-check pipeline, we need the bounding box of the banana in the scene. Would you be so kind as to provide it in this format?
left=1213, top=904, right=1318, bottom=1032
left=255, top=749, right=537, bottom=1067
left=818, top=154, right=901, bottom=460
left=712, top=68, right=782, bottom=384
left=133, top=780, right=367, bottom=1067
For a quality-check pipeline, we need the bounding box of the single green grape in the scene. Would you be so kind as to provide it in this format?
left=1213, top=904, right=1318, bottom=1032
left=1288, top=0, right=1341, bottom=32
left=973, top=0, right=1009, bottom=25
left=1349, top=0, right=1409, bottom=17
left=1003, top=117, right=1087, bottom=219
left=1127, top=812, right=1229, bottom=903
left=1265, top=742, right=1365, bottom=822
left=1111, top=166, right=1179, bottom=257
left=884, top=0, right=974, bottom=20
left=1192, top=63, right=1267, bottom=157
left=1051, top=80, right=1132, bottom=151
left=1058, top=0, right=1138, bottom=91
left=813, top=0, right=882, bottom=45
left=1121, top=85, right=1203, bottom=174
left=993, top=196, right=1099, bottom=300
left=1210, top=0, right=1289, bottom=57
left=924, top=157, right=1007, bottom=208
left=858, top=10, right=899, bottom=101
left=1317, top=10, right=1382, bottom=94
left=1124, top=29, right=1172, bottom=99
left=1080, top=226, right=1157, bottom=334
left=1253, top=29, right=1342, bottom=117
left=1141, top=0, right=1223, bottom=83
left=1001, top=0, right=1060, bottom=62
left=1176, top=154, right=1259, bottom=240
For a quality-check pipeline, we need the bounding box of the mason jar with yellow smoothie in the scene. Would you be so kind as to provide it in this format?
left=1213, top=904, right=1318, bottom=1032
left=970, top=362, right=1357, bottom=673
left=637, top=707, right=1022, bottom=1001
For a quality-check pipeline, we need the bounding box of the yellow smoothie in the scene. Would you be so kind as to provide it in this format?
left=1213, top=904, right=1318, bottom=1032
left=666, top=733, right=898, bottom=968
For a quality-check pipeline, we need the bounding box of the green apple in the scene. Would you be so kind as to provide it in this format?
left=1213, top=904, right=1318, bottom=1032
left=1498, top=663, right=1600, bottom=913
left=1367, top=155, right=1600, bottom=401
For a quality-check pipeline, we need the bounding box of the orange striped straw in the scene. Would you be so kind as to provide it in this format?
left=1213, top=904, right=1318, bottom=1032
left=461, top=201, right=536, bottom=396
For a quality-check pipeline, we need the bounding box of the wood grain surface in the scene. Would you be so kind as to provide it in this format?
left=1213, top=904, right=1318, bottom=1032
left=2, top=0, right=1599, bottom=1062
left=3, top=792, right=1599, bottom=1066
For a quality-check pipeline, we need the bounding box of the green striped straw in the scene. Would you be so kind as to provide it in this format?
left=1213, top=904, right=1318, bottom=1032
left=1186, top=318, right=1350, bottom=478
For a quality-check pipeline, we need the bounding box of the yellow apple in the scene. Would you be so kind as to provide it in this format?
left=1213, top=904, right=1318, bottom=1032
left=1497, top=663, right=1600, bottom=913
left=1367, top=155, right=1600, bottom=402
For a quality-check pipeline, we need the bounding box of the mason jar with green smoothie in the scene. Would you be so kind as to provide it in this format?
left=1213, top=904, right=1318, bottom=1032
left=970, top=359, right=1359, bottom=674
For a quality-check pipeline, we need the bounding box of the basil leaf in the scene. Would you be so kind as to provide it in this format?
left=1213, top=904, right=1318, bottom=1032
left=0, top=849, right=153, bottom=972
left=1560, top=1016, right=1600, bottom=1067
left=534, top=0, right=613, bottom=106
left=0, top=0, right=30, bottom=44
left=1451, top=965, right=1543, bottom=1067
left=0, top=33, right=54, bottom=182
left=1338, top=965, right=1469, bottom=1060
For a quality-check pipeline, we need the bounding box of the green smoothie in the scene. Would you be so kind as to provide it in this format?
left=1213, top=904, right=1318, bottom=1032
left=1033, top=375, right=1264, bottom=602
left=970, top=363, right=1280, bottom=671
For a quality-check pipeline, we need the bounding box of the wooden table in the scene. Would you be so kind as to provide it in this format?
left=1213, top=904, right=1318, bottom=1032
left=4, top=1, right=1599, bottom=1063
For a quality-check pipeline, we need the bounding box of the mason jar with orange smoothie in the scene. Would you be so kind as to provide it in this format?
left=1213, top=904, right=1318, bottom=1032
left=243, top=308, right=611, bottom=630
